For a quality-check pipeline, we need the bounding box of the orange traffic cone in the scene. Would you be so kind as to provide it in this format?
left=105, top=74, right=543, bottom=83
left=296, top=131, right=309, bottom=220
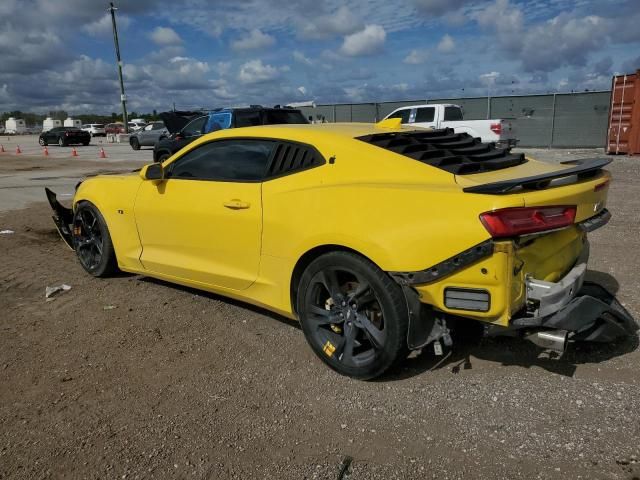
left=43, top=146, right=49, bottom=156
left=0, top=144, right=5, bottom=153
left=99, top=147, right=107, bottom=158
left=71, top=147, right=78, bottom=157
left=15, top=145, right=21, bottom=154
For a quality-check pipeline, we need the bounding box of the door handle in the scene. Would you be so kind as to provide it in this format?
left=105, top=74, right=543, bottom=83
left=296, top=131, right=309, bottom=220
left=223, top=200, right=251, bottom=210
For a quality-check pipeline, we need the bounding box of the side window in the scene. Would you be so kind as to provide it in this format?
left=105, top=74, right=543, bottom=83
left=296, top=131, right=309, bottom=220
left=444, top=106, right=463, bottom=121
left=168, top=140, right=275, bottom=182
left=234, top=111, right=261, bottom=127
left=144, top=124, right=154, bottom=131
left=414, top=107, right=435, bottom=123
left=210, top=113, right=232, bottom=129
left=181, top=116, right=207, bottom=137
left=387, top=109, right=411, bottom=123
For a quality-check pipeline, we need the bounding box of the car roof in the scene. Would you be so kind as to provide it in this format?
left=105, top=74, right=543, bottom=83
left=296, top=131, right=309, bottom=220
left=197, top=122, right=409, bottom=143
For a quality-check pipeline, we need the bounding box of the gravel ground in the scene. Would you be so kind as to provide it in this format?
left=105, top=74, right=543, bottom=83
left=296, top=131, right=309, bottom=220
left=0, top=149, right=639, bottom=479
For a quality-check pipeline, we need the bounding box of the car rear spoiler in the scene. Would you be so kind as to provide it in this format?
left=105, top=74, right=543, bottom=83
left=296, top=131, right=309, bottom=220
left=462, top=158, right=612, bottom=194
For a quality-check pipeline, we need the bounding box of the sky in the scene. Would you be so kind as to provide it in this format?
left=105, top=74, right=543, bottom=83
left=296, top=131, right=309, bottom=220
left=0, top=0, right=639, bottom=114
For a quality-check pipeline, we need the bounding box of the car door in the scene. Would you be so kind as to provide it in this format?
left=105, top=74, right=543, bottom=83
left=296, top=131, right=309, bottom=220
left=139, top=124, right=154, bottom=145
left=134, top=138, right=275, bottom=290
left=47, top=127, right=59, bottom=142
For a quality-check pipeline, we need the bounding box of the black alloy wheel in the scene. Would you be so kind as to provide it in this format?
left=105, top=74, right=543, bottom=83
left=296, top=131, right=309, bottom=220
left=73, top=202, right=118, bottom=277
left=297, top=251, right=408, bottom=379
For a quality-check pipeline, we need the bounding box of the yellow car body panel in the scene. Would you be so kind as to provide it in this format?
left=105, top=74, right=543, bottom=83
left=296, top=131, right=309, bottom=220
left=71, top=123, right=611, bottom=324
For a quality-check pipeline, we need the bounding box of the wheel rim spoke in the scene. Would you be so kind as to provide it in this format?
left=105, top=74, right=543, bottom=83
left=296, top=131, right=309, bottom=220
left=308, top=305, right=341, bottom=325
left=319, top=269, right=341, bottom=299
left=357, top=312, right=385, bottom=349
left=340, top=323, right=357, bottom=366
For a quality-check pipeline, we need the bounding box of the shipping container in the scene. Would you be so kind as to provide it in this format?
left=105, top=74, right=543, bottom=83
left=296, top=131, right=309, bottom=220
left=607, top=69, right=640, bottom=155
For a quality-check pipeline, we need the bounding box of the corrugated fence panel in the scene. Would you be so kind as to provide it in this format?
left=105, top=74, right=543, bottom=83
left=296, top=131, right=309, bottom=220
left=496, top=95, right=554, bottom=147
left=298, top=91, right=611, bottom=147
left=335, top=104, right=352, bottom=122
left=552, top=92, right=611, bottom=148
left=351, top=103, right=377, bottom=122
left=428, top=97, right=488, bottom=119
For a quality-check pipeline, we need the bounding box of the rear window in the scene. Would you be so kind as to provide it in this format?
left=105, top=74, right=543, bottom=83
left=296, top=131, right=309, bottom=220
left=356, top=129, right=525, bottom=175
left=414, top=107, right=435, bottom=123
left=263, top=110, right=308, bottom=125
left=93, top=124, right=104, bottom=128
left=443, top=106, right=463, bottom=121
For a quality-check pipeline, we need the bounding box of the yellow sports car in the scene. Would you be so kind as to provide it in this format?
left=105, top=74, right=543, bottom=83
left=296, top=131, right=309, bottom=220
left=46, top=120, right=636, bottom=379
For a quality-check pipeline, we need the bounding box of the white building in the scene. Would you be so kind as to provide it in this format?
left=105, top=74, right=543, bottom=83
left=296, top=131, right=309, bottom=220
left=43, top=117, right=62, bottom=132
left=63, top=117, right=82, bottom=128
left=5, top=117, right=26, bottom=134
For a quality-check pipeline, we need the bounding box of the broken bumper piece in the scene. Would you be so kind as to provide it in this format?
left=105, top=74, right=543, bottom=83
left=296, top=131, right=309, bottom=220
left=45, top=187, right=74, bottom=250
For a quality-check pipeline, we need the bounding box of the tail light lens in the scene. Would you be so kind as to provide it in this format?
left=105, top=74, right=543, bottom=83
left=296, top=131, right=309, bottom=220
left=480, top=206, right=576, bottom=238
left=490, top=122, right=502, bottom=135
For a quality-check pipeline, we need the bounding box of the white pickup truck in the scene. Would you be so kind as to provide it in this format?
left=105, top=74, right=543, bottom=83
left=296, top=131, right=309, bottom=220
left=384, top=103, right=517, bottom=147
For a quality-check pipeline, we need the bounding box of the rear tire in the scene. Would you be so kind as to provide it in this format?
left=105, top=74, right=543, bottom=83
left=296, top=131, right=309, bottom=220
left=296, top=251, right=409, bottom=380
left=82, top=140, right=90, bottom=146
left=73, top=201, right=119, bottom=277
left=58, top=137, right=65, bottom=147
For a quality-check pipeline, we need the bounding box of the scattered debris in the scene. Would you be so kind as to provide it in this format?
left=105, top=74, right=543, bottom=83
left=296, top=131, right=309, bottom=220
left=0, top=230, right=14, bottom=235
left=337, top=456, right=353, bottom=480
left=45, top=284, right=71, bottom=299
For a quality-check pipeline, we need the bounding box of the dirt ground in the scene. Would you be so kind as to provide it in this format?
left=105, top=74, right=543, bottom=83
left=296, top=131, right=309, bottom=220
left=1, top=152, right=639, bottom=479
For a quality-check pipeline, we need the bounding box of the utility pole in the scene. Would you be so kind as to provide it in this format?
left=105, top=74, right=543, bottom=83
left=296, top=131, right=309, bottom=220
left=109, top=2, right=128, bottom=133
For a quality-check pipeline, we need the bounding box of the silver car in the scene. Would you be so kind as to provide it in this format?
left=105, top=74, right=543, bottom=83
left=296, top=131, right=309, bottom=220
left=129, top=121, right=168, bottom=150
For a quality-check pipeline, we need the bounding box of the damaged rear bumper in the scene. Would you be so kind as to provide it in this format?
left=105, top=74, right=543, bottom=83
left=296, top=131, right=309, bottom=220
left=45, top=187, right=74, bottom=250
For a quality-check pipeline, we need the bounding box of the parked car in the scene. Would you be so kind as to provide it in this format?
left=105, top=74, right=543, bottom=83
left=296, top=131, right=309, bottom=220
left=129, top=121, right=168, bottom=150
left=105, top=123, right=126, bottom=135
left=384, top=104, right=517, bottom=147
left=81, top=124, right=106, bottom=137
left=128, top=121, right=146, bottom=132
left=45, top=121, right=636, bottom=379
left=39, top=127, right=91, bottom=146
left=153, top=106, right=309, bottom=162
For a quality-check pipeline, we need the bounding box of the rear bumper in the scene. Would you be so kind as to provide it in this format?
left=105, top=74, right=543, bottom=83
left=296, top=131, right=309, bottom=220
left=493, top=253, right=638, bottom=342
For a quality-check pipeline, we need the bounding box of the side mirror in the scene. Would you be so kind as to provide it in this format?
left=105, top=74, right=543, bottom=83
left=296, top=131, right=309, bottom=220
left=139, top=163, right=164, bottom=181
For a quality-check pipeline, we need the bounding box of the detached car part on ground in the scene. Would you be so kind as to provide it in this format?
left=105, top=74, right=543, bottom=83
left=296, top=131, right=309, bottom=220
left=45, top=120, right=637, bottom=379
left=152, top=107, right=309, bottom=163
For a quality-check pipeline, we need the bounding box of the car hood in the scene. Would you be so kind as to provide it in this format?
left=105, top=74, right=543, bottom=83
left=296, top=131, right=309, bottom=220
left=159, top=111, right=202, bottom=134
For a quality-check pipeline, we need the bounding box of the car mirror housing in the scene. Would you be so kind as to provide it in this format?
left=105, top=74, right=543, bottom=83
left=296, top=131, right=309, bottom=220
left=140, top=163, right=164, bottom=181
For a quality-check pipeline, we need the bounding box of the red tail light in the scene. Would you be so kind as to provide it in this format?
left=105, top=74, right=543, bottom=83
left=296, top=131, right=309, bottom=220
left=480, top=206, right=576, bottom=238
left=490, top=122, right=502, bottom=135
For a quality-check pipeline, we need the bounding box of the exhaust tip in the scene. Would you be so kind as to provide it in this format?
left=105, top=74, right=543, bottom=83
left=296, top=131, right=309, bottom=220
left=525, top=329, right=568, bottom=352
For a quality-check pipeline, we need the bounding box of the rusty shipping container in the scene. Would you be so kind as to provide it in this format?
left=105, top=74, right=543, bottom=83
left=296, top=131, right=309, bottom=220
left=607, top=69, right=640, bottom=155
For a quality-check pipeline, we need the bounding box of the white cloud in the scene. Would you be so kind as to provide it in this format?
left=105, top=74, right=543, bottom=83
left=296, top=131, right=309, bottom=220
left=293, top=50, right=313, bottom=66
left=83, top=14, right=131, bottom=37
left=298, top=6, right=361, bottom=39
left=238, top=59, right=281, bottom=84
left=404, top=48, right=429, bottom=64
left=437, top=34, right=455, bottom=53
left=150, top=26, right=183, bottom=46
left=231, top=29, right=275, bottom=51
left=340, top=24, right=386, bottom=57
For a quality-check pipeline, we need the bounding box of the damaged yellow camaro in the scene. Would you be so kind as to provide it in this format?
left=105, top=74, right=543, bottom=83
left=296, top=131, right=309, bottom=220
left=46, top=120, right=637, bottom=379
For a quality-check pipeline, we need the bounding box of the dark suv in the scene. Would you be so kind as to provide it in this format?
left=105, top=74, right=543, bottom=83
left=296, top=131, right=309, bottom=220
left=153, top=106, right=309, bottom=162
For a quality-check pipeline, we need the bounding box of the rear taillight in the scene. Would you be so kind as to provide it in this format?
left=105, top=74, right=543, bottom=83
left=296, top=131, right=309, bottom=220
left=490, top=122, right=502, bottom=135
left=479, top=206, right=576, bottom=238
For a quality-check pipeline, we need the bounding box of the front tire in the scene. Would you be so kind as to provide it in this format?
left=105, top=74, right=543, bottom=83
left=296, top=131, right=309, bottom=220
left=156, top=152, right=171, bottom=163
left=39, top=137, right=47, bottom=146
left=297, top=251, right=409, bottom=380
left=73, top=202, right=119, bottom=277
left=130, top=137, right=140, bottom=150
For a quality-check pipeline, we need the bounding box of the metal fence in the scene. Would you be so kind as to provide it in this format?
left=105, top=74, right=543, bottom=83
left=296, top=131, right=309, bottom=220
left=298, top=91, right=612, bottom=148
